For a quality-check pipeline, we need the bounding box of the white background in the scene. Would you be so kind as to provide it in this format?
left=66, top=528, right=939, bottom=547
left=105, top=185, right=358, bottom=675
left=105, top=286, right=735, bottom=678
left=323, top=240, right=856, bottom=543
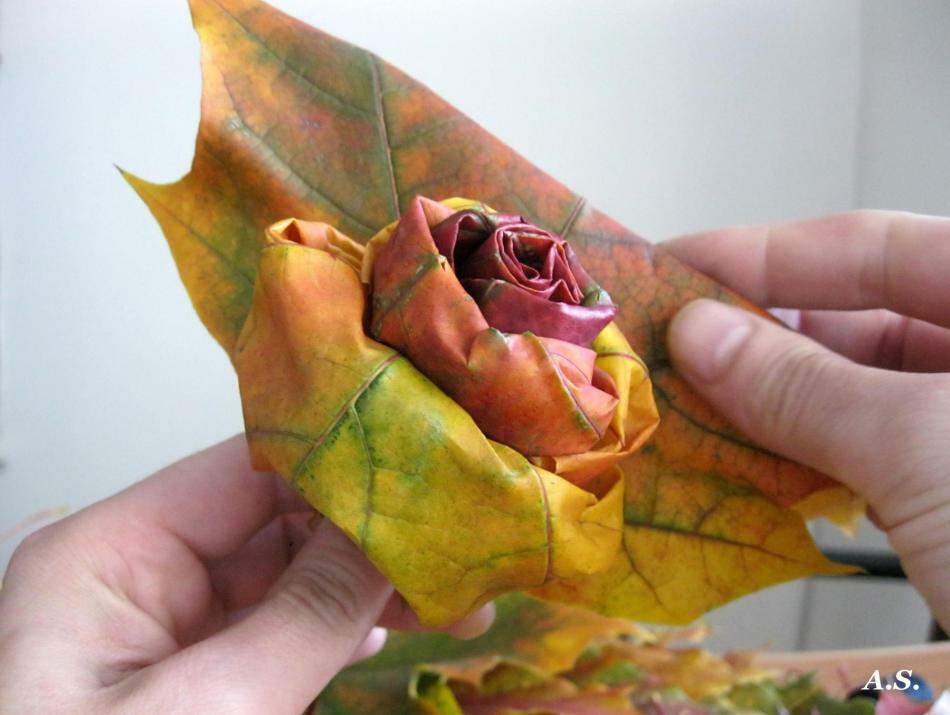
left=2, top=0, right=949, bottom=651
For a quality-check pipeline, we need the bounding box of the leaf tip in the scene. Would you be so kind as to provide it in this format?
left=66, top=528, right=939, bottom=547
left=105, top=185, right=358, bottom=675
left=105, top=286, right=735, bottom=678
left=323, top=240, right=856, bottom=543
left=115, top=163, right=137, bottom=184
left=116, top=165, right=159, bottom=201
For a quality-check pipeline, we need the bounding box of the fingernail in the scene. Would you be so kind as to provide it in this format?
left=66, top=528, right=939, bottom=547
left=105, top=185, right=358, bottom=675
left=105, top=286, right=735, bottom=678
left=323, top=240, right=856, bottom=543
left=346, top=627, right=388, bottom=665
left=451, top=602, right=496, bottom=640
left=768, top=307, right=802, bottom=330
left=668, top=299, right=752, bottom=382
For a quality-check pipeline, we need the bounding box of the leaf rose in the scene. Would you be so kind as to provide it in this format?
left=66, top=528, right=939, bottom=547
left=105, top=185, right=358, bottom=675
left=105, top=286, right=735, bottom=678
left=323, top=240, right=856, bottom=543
left=233, top=196, right=659, bottom=625
left=366, top=197, right=658, bottom=486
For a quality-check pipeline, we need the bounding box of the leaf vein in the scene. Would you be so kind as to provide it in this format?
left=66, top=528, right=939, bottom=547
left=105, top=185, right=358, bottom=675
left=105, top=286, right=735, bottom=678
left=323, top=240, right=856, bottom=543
left=369, top=53, right=401, bottom=220
left=207, top=0, right=373, bottom=116
left=654, top=380, right=780, bottom=462
left=290, top=354, right=401, bottom=483
left=622, top=549, right=669, bottom=616
left=625, top=520, right=808, bottom=566
left=352, top=404, right=377, bottom=547
left=389, top=116, right=467, bottom=151
left=217, top=75, right=376, bottom=236
left=134, top=179, right=255, bottom=288
left=528, top=466, right=554, bottom=587
left=559, top=197, right=586, bottom=239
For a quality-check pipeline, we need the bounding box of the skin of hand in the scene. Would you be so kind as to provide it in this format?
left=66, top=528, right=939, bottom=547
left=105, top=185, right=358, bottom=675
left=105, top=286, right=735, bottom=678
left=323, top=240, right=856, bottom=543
left=664, top=209, right=950, bottom=632
left=0, top=436, right=494, bottom=714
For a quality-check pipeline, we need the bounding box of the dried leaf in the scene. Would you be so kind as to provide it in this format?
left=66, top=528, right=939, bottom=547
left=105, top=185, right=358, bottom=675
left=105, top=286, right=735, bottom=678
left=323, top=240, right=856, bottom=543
left=319, top=594, right=768, bottom=715
left=316, top=594, right=639, bottom=715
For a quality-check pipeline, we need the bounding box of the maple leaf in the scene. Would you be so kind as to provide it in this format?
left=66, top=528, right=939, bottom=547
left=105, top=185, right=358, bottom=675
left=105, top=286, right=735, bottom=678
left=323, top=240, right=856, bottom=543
left=124, top=0, right=858, bottom=625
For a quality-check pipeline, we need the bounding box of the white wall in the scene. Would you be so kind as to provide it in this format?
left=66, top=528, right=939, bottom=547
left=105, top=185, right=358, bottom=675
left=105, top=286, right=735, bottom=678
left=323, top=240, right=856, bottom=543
left=1, top=0, right=942, bottom=651
left=857, top=0, right=950, bottom=216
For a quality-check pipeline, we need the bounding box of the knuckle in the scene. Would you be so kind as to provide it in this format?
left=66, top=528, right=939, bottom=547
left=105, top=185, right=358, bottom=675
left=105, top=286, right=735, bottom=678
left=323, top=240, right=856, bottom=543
left=380, top=593, right=417, bottom=631
left=748, top=345, right=839, bottom=439
left=902, top=378, right=950, bottom=461
left=921, top=377, right=950, bottom=413
left=276, top=553, right=366, bottom=632
left=849, top=207, right=888, bottom=226
left=867, top=380, right=950, bottom=535
left=6, top=523, right=60, bottom=573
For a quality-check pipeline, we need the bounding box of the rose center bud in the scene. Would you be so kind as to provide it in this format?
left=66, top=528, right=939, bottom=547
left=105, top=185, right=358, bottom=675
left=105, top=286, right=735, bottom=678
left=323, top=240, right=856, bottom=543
left=513, top=242, right=544, bottom=273
left=431, top=210, right=617, bottom=348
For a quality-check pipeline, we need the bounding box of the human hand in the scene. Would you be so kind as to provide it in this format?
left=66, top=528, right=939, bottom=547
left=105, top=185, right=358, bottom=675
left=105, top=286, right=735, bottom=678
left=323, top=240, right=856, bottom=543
left=664, top=210, right=950, bottom=631
left=0, top=436, right=493, bottom=714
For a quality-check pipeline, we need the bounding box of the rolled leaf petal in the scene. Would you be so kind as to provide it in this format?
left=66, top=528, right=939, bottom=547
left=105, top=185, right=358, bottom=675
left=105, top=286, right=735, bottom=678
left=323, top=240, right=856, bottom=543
left=430, top=210, right=617, bottom=346
left=463, top=278, right=618, bottom=348
left=531, top=323, right=660, bottom=489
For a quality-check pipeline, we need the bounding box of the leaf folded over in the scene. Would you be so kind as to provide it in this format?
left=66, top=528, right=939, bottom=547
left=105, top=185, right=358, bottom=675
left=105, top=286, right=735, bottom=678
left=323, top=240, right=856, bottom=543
left=533, top=454, right=855, bottom=623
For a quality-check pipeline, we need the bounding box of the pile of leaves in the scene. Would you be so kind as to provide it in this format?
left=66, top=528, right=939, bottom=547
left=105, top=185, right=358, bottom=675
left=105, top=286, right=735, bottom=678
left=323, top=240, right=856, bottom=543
left=316, top=594, right=945, bottom=715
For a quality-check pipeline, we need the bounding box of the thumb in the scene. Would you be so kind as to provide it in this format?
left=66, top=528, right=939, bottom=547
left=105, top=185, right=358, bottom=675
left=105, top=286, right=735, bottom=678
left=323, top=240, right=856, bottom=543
left=666, top=298, right=920, bottom=508
left=124, top=519, right=393, bottom=714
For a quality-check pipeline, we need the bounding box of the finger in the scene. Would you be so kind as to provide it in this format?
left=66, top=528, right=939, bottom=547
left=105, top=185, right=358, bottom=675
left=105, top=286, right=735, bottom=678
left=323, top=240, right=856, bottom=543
left=666, top=299, right=943, bottom=511
left=663, top=211, right=950, bottom=328
left=112, top=520, right=392, bottom=713
left=378, top=592, right=496, bottom=639
left=443, top=602, right=495, bottom=639
left=29, top=441, right=312, bottom=650
left=346, top=627, right=387, bottom=665
left=796, top=309, right=950, bottom=373
left=92, top=436, right=299, bottom=560
left=207, top=511, right=314, bottom=612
